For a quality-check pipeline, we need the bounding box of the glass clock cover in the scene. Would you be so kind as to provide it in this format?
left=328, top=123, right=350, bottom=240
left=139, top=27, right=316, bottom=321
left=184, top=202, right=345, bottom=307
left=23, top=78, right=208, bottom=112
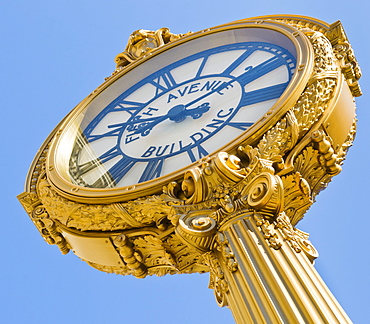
left=53, top=27, right=299, bottom=190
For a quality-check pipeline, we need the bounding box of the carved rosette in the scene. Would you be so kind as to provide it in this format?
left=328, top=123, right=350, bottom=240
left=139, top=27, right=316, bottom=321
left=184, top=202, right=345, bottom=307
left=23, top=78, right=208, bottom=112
left=18, top=16, right=360, bottom=306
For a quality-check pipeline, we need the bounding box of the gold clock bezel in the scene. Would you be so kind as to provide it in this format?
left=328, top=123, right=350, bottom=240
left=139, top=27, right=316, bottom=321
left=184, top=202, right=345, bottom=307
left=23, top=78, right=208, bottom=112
left=46, top=19, right=314, bottom=203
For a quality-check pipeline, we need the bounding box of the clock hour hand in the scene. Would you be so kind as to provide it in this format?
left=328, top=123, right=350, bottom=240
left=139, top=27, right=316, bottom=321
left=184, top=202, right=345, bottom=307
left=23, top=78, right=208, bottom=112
left=107, top=113, right=167, bottom=132
left=168, top=102, right=210, bottom=122
left=130, top=102, right=211, bottom=137
left=183, top=65, right=255, bottom=110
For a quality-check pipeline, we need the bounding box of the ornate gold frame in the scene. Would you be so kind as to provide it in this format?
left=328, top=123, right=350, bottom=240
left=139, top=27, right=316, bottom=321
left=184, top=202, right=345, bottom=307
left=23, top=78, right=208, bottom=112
left=45, top=19, right=313, bottom=203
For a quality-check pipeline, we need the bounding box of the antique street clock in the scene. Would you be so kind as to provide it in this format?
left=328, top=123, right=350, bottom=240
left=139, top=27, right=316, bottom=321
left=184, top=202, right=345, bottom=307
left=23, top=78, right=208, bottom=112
left=19, top=15, right=361, bottom=323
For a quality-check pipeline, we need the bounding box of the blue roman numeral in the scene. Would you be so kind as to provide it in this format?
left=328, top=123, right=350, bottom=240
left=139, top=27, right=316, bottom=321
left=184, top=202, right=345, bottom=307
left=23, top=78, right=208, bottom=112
left=112, top=100, right=145, bottom=113
left=240, top=82, right=289, bottom=106
left=84, top=100, right=144, bottom=136
left=227, top=122, right=253, bottom=130
left=94, top=155, right=136, bottom=187
left=150, top=71, right=177, bottom=95
left=195, top=56, right=209, bottom=78
left=186, top=143, right=209, bottom=163
left=223, top=49, right=253, bottom=75
left=139, top=158, right=164, bottom=182
left=86, top=127, right=122, bottom=142
left=237, top=56, right=285, bottom=87
left=77, top=147, right=121, bottom=175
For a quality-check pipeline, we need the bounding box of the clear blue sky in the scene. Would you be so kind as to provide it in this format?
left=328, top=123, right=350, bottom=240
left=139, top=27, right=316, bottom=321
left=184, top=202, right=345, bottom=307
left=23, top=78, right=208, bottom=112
left=1, top=1, right=369, bottom=323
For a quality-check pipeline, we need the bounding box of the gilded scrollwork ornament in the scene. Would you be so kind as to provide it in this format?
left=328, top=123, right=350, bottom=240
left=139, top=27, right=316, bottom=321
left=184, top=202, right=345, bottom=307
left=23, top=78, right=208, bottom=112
left=176, top=212, right=217, bottom=253
left=281, top=172, right=312, bottom=225
left=30, top=204, right=70, bottom=254
left=311, top=130, right=342, bottom=175
left=36, top=178, right=178, bottom=232
left=336, top=118, right=357, bottom=165
left=203, top=252, right=229, bottom=307
left=114, top=28, right=192, bottom=69
left=113, top=234, right=147, bottom=278
left=85, top=232, right=209, bottom=278
left=327, top=22, right=362, bottom=97
left=215, top=232, right=238, bottom=273
left=276, top=17, right=361, bottom=96
left=251, top=211, right=318, bottom=262
left=131, top=234, right=179, bottom=277
left=275, top=213, right=318, bottom=262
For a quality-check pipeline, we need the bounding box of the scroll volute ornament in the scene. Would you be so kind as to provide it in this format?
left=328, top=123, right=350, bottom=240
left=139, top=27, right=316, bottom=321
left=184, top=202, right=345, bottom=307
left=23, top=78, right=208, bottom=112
left=241, top=172, right=284, bottom=215
left=181, top=152, right=246, bottom=205
left=176, top=212, right=218, bottom=253
left=175, top=151, right=285, bottom=254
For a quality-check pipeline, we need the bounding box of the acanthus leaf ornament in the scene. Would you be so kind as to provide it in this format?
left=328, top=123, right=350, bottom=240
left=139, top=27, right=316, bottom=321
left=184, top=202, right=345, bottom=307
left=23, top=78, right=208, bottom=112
left=215, top=232, right=238, bottom=273
left=274, top=212, right=318, bottom=262
left=281, top=172, right=312, bottom=225
left=203, top=252, right=230, bottom=307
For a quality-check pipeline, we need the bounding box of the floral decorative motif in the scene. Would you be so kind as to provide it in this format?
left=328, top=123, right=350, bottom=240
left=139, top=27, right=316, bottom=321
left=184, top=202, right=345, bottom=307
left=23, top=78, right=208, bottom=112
left=281, top=172, right=312, bottom=225
left=253, top=213, right=282, bottom=250
left=37, top=178, right=176, bottom=231
left=215, top=232, right=238, bottom=272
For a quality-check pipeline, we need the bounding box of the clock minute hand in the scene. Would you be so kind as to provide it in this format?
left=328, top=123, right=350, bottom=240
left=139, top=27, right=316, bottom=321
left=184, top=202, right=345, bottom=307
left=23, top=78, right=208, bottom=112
left=183, top=81, right=234, bottom=109
left=110, top=68, right=254, bottom=137
left=110, top=67, right=254, bottom=132
left=126, top=115, right=168, bottom=137
left=184, top=65, right=260, bottom=109
left=107, top=113, right=168, bottom=129
left=108, top=107, right=178, bottom=136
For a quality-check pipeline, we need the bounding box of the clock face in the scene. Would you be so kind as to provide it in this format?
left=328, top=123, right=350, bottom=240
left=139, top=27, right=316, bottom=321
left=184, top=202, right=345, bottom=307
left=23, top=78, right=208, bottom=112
left=53, top=27, right=299, bottom=191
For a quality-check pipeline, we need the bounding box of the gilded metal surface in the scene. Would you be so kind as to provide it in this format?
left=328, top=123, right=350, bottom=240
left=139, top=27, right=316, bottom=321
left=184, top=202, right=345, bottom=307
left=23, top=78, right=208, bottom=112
left=18, top=15, right=360, bottom=324
left=19, top=13, right=359, bottom=273
left=114, top=28, right=192, bottom=70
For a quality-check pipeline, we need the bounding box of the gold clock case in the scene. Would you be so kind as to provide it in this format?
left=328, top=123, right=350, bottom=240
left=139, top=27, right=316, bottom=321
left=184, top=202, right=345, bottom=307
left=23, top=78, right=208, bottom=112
left=44, top=18, right=314, bottom=204
left=18, top=13, right=361, bottom=252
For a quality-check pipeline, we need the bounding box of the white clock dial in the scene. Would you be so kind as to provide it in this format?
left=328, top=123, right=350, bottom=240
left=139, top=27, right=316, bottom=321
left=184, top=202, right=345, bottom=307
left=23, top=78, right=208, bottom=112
left=54, top=27, right=298, bottom=190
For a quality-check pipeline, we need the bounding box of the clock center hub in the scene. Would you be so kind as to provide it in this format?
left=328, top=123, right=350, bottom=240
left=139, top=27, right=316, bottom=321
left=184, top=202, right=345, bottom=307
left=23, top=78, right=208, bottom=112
left=168, top=104, right=186, bottom=122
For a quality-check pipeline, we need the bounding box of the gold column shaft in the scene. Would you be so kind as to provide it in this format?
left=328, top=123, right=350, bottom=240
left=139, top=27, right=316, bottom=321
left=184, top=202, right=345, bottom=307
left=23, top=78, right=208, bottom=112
left=215, top=215, right=352, bottom=324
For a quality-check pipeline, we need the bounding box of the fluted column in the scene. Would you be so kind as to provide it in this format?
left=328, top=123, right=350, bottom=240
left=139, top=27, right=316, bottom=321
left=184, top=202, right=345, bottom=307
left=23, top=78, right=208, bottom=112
left=210, top=213, right=352, bottom=324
